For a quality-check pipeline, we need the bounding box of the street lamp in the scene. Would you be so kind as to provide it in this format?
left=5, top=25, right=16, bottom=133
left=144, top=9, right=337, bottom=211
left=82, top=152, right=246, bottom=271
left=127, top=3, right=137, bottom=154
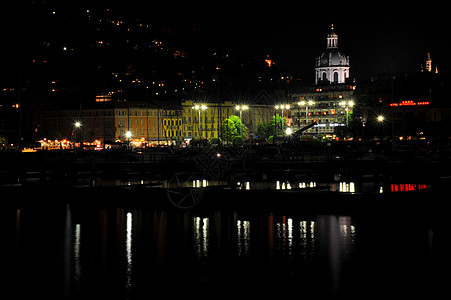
left=72, top=121, right=83, bottom=148
left=275, top=104, right=290, bottom=120
left=297, top=100, right=314, bottom=126
left=125, top=131, right=132, bottom=148
left=339, top=100, right=355, bottom=127
left=235, top=105, right=249, bottom=137
left=275, top=104, right=290, bottom=139
left=193, top=104, right=207, bottom=139
left=285, top=127, right=293, bottom=136
left=377, top=115, right=385, bottom=122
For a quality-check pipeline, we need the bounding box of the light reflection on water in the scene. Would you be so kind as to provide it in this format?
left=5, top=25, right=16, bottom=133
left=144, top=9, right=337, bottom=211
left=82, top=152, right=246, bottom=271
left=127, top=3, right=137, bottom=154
left=55, top=206, right=360, bottom=297
left=237, top=220, right=251, bottom=257
left=14, top=207, right=359, bottom=298
left=238, top=180, right=357, bottom=193
left=125, top=212, right=133, bottom=292
left=193, top=217, right=209, bottom=262
left=7, top=196, right=446, bottom=299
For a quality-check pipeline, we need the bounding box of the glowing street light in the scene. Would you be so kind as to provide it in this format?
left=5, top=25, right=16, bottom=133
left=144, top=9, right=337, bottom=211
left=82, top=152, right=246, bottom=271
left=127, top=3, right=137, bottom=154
left=274, top=104, right=291, bottom=141
left=285, top=127, right=293, bottom=136
left=377, top=115, right=385, bottom=122
left=235, top=105, right=249, bottom=137
left=298, top=100, right=315, bottom=125
left=193, top=104, right=207, bottom=138
left=73, top=121, right=83, bottom=147
left=339, top=100, right=355, bottom=127
left=275, top=104, right=290, bottom=110
left=235, top=105, right=249, bottom=111
left=125, top=131, right=132, bottom=148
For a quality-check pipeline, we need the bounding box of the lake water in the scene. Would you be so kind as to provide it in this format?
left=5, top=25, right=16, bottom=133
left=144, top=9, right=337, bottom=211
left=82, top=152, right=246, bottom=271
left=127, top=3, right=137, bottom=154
left=3, top=189, right=449, bottom=299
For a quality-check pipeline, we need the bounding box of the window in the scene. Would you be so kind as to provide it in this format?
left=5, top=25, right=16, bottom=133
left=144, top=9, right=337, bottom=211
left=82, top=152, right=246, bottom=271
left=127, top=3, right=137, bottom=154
left=333, top=72, right=338, bottom=83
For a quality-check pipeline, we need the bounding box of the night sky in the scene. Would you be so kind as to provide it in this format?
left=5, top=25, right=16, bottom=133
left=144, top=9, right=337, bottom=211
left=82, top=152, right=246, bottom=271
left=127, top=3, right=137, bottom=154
left=118, top=1, right=451, bottom=80
left=2, top=1, right=450, bottom=82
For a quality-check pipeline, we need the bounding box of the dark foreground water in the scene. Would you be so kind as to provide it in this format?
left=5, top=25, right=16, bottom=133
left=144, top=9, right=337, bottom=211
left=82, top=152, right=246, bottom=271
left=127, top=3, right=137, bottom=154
left=3, top=189, right=450, bottom=299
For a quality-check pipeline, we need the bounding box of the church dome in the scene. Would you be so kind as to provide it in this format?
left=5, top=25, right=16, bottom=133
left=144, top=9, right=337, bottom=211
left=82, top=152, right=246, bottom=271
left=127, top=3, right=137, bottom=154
left=315, top=24, right=350, bottom=85
left=318, top=48, right=349, bottom=67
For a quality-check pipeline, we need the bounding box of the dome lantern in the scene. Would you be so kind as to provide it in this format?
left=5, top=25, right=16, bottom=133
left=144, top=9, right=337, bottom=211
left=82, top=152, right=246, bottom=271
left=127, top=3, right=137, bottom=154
left=327, top=24, right=338, bottom=49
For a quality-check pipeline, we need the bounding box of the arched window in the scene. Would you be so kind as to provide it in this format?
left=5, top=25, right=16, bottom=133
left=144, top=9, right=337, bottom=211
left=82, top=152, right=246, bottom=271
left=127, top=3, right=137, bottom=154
left=322, top=72, right=327, bottom=81
left=333, top=72, right=338, bottom=83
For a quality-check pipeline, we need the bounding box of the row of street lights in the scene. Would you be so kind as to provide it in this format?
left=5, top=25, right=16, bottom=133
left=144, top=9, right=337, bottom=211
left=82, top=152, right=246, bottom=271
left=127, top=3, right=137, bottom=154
left=73, top=100, right=367, bottom=143
left=191, top=104, right=250, bottom=139
left=191, top=101, right=358, bottom=139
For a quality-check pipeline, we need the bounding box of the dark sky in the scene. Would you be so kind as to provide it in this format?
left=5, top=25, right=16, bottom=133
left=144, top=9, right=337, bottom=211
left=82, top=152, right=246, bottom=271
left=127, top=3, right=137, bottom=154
left=126, top=1, right=451, bottom=80
left=3, top=1, right=451, bottom=83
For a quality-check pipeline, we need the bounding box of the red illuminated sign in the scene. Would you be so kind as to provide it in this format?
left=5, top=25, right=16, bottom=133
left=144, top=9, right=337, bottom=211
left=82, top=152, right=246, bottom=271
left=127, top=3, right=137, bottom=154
left=390, top=100, right=429, bottom=107
left=390, top=184, right=428, bottom=192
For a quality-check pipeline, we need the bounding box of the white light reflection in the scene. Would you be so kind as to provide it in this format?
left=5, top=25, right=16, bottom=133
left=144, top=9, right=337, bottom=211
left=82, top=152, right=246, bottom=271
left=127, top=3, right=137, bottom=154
left=194, top=217, right=209, bottom=261
left=299, top=182, right=316, bottom=189
left=288, top=218, right=293, bottom=254
left=276, top=181, right=292, bottom=190
left=300, top=220, right=317, bottom=260
left=237, top=220, right=251, bottom=256
left=339, top=182, right=355, bottom=193
left=236, top=181, right=251, bottom=190
left=63, top=204, right=82, bottom=297
left=74, top=224, right=81, bottom=284
left=276, top=217, right=294, bottom=257
left=193, top=179, right=208, bottom=188
left=126, top=212, right=133, bottom=290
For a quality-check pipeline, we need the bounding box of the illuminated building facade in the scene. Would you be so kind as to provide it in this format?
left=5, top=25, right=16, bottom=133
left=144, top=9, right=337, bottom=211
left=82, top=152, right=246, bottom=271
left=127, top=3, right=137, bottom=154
left=180, top=100, right=275, bottom=141
left=160, top=106, right=183, bottom=146
left=114, top=103, right=162, bottom=144
left=181, top=100, right=234, bottom=140
left=39, top=100, right=278, bottom=147
left=291, top=85, right=356, bottom=135
left=40, top=108, right=116, bottom=145
left=40, top=102, right=164, bottom=147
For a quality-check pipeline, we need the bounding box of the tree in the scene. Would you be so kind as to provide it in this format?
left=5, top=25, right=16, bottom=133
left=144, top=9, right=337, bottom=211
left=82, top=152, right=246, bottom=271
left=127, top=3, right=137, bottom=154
left=270, top=114, right=287, bottom=137
left=256, top=122, right=272, bottom=140
left=221, top=115, right=248, bottom=144
left=257, top=114, right=287, bottom=141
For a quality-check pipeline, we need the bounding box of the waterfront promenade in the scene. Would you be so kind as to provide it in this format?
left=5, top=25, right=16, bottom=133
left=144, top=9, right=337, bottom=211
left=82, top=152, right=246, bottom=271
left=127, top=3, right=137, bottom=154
left=1, top=141, right=449, bottom=209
